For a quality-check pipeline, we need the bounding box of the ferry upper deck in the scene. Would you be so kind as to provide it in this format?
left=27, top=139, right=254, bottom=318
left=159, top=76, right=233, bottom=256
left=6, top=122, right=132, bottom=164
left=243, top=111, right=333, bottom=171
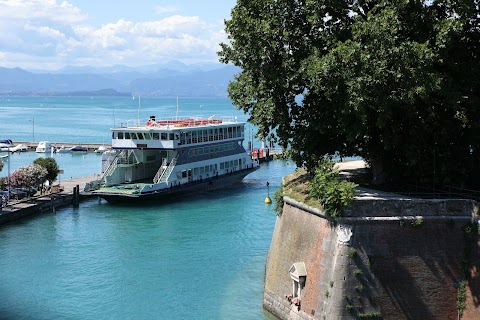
left=111, top=116, right=245, bottom=150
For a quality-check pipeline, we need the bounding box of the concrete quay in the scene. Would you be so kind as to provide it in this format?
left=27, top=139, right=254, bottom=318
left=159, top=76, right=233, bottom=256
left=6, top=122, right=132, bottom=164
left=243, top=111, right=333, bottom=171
left=13, top=141, right=110, bottom=152
left=0, top=175, right=98, bottom=225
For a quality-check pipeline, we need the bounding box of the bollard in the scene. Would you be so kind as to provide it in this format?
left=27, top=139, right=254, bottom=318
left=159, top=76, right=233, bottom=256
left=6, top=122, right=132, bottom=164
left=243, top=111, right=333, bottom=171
left=51, top=195, right=56, bottom=214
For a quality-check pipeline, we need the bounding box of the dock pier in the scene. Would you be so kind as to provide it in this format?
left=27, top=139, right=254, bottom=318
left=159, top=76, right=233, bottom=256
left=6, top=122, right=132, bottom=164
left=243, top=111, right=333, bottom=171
left=13, top=141, right=110, bottom=152
left=0, top=175, right=98, bottom=225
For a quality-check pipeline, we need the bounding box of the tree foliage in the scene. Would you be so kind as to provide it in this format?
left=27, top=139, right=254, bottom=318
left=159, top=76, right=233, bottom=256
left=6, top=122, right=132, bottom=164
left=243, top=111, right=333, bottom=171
left=33, top=157, right=59, bottom=184
left=219, top=0, right=480, bottom=187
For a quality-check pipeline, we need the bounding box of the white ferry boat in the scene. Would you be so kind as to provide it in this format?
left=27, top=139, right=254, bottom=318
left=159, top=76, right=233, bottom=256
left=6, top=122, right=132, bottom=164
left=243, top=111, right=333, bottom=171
left=84, top=115, right=259, bottom=203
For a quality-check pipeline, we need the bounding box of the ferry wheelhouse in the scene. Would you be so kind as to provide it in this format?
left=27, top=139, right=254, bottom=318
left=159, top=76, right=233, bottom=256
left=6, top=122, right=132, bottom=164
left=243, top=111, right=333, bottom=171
left=84, top=115, right=259, bottom=203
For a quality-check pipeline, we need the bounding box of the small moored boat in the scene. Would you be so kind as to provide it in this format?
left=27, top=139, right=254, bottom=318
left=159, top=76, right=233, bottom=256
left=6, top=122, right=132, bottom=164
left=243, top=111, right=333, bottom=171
left=35, top=141, right=54, bottom=153
left=70, top=145, right=88, bottom=153
left=0, top=139, right=14, bottom=151
left=8, top=144, right=28, bottom=152
left=57, top=146, right=71, bottom=153
left=94, top=145, right=108, bottom=154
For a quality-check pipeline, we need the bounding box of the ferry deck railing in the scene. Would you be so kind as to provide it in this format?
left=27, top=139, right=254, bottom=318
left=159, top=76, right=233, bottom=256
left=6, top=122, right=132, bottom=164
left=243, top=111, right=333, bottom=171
left=159, top=156, right=178, bottom=183
left=100, top=151, right=125, bottom=182
left=153, top=158, right=167, bottom=184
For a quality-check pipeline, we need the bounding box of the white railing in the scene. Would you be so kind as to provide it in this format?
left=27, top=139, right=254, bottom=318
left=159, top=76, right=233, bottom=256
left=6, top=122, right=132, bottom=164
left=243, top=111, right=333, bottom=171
left=159, top=156, right=178, bottom=183
left=122, top=115, right=240, bottom=128
left=101, top=151, right=124, bottom=179
left=153, top=158, right=167, bottom=184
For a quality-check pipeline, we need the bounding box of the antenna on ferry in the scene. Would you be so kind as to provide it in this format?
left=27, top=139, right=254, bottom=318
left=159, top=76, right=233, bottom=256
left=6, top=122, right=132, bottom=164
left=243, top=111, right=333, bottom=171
left=176, top=96, right=179, bottom=120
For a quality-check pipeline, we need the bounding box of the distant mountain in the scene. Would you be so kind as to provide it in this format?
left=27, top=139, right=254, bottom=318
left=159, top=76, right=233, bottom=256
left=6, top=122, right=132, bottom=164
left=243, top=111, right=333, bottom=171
left=130, top=65, right=240, bottom=97
left=0, top=61, right=240, bottom=97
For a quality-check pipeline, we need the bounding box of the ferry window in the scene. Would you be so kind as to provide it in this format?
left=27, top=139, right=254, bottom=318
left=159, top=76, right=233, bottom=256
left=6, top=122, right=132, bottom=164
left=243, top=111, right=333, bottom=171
left=118, top=132, right=124, bottom=139
left=137, top=133, right=144, bottom=140
left=130, top=133, right=138, bottom=139
left=182, top=170, right=187, bottom=178
left=192, top=131, right=197, bottom=144
left=220, top=163, right=225, bottom=169
left=239, top=159, right=242, bottom=166
left=194, top=168, right=199, bottom=175
left=205, top=166, right=209, bottom=173
left=125, top=132, right=131, bottom=139
left=230, top=161, right=233, bottom=168
left=214, top=146, right=219, bottom=153
left=144, top=132, right=152, bottom=140
left=225, top=162, right=230, bottom=169
left=153, top=133, right=159, bottom=140
left=187, top=132, right=192, bottom=144
left=203, top=130, right=208, bottom=142
left=234, top=160, right=239, bottom=166
left=160, top=133, right=166, bottom=140
left=198, top=148, right=204, bottom=155
left=209, top=146, right=214, bottom=154
left=200, top=167, right=205, bottom=174
left=213, top=129, right=218, bottom=140
left=169, top=133, right=174, bottom=140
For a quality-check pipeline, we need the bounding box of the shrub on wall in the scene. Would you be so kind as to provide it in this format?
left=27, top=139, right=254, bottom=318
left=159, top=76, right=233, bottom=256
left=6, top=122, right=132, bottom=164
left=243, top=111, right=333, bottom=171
left=273, top=184, right=284, bottom=216
left=309, top=158, right=357, bottom=217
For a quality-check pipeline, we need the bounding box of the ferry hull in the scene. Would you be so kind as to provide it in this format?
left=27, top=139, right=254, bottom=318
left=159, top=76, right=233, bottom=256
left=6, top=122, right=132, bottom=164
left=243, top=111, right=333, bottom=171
left=89, top=168, right=257, bottom=204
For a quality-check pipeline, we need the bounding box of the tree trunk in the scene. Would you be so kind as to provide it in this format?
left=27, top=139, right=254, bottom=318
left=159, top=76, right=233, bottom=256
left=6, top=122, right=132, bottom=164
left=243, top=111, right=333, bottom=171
left=370, top=156, right=386, bottom=185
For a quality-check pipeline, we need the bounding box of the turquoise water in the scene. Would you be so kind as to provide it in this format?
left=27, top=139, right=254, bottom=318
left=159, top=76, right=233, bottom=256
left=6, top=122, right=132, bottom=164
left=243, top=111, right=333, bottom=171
left=0, top=96, right=253, bottom=144
left=0, top=97, right=295, bottom=319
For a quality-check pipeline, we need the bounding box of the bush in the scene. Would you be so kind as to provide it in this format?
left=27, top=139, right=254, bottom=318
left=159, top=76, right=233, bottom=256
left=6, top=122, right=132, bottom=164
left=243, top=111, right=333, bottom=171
left=309, top=158, right=357, bottom=217
left=10, top=164, right=47, bottom=188
left=411, top=218, right=424, bottom=228
left=273, top=184, right=284, bottom=216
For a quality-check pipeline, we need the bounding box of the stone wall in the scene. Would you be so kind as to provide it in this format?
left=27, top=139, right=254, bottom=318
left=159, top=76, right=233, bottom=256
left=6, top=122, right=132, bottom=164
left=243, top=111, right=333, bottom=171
left=264, top=196, right=480, bottom=320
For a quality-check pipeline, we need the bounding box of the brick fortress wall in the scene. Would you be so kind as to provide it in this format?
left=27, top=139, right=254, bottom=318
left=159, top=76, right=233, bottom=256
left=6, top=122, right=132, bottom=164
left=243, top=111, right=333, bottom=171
left=263, top=197, right=480, bottom=320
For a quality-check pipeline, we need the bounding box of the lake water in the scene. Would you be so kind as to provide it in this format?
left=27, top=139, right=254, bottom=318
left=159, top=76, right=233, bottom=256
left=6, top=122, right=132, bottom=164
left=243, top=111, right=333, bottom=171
left=0, top=96, right=295, bottom=319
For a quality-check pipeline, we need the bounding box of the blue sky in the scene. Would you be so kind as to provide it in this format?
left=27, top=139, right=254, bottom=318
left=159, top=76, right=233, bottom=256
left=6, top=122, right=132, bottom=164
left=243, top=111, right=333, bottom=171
left=0, top=0, right=237, bottom=70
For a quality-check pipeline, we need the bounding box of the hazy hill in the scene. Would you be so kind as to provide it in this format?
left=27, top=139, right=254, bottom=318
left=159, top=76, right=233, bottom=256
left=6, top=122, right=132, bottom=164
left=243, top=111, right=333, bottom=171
left=0, top=61, right=239, bottom=97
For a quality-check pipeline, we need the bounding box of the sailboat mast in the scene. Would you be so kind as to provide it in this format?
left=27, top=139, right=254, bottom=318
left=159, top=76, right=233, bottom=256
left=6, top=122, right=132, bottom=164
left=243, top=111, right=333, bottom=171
left=176, top=96, right=179, bottom=120
left=138, top=96, right=141, bottom=126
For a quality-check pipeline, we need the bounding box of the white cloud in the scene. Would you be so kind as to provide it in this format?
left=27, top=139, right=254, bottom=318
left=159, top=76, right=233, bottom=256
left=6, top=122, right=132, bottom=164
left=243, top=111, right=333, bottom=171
left=0, top=0, right=228, bottom=69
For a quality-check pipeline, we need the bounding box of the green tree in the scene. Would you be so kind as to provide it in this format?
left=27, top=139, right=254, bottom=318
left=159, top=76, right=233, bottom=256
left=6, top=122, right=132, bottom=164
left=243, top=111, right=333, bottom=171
left=33, top=157, right=59, bottom=184
left=219, top=0, right=480, bottom=187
